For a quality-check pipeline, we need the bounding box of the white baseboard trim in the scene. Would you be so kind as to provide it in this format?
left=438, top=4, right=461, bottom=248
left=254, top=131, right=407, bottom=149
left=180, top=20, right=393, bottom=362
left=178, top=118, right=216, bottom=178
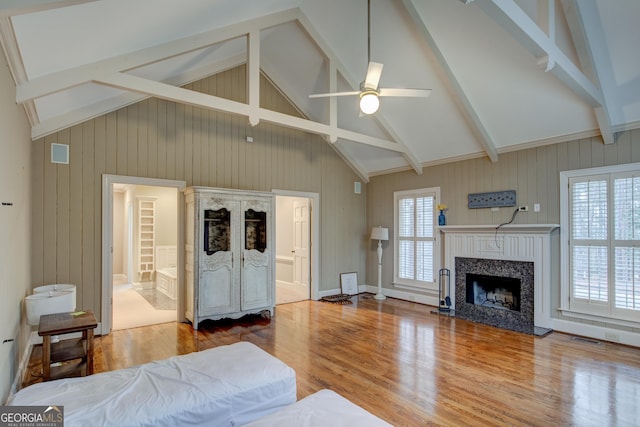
left=550, top=318, right=640, bottom=347
left=112, top=273, right=127, bottom=281
left=8, top=331, right=38, bottom=400
left=317, top=285, right=441, bottom=307
left=362, top=284, right=439, bottom=306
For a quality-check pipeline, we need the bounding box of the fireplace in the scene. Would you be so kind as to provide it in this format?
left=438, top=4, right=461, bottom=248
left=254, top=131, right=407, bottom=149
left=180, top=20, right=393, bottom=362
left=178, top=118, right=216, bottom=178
left=441, top=224, right=559, bottom=334
left=466, top=273, right=521, bottom=312
left=455, top=257, right=534, bottom=334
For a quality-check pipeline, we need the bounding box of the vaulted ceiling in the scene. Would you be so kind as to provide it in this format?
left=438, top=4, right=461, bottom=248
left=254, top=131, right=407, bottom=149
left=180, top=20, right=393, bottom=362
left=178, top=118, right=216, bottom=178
left=1, top=0, right=639, bottom=181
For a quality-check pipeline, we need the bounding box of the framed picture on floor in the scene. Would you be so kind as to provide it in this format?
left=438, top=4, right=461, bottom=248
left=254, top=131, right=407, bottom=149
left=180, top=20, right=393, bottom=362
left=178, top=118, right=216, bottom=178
left=340, top=272, right=358, bottom=295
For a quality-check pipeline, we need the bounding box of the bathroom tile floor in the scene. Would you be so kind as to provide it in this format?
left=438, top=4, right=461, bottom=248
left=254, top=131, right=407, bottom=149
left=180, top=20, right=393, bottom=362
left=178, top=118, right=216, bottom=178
left=135, top=288, right=176, bottom=310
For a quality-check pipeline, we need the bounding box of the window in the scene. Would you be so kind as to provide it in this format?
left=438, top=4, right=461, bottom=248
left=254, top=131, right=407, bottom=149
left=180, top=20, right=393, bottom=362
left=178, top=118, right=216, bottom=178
left=394, top=187, right=440, bottom=291
left=562, top=164, right=640, bottom=323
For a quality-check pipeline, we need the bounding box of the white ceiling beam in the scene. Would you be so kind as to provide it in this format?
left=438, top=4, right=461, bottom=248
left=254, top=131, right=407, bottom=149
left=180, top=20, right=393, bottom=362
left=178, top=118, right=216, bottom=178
left=32, top=90, right=146, bottom=139
left=297, top=10, right=423, bottom=173
left=402, top=0, right=499, bottom=163
left=15, top=8, right=300, bottom=103
left=560, top=0, right=614, bottom=144
left=247, top=29, right=260, bottom=127
left=0, top=16, right=40, bottom=128
left=0, top=0, right=97, bottom=17
left=94, top=72, right=406, bottom=154
left=30, top=53, right=246, bottom=139
left=470, top=0, right=605, bottom=110
left=95, top=73, right=252, bottom=116
left=259, top=109, right=406, bottom=153
left=328, top=60, right=338, bottom=143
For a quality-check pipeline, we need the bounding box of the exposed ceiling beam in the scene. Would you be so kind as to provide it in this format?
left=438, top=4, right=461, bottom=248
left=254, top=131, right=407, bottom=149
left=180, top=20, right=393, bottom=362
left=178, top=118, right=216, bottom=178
left=560, top=0, right=615, bottom=145
left=402, top=0, right=499, bottom=163
left=94, top=72, right=406, bottom=154
left=15, top=8, right=300, bottom=103
left=32, top=90, right=146, bottom=139
left=0, top=16, right=39, bottom=128
left=30, top=53, right=247, bottom=139
left=247, top=29, right=260, bottom=127
left=468, top=0, right=613, bottom=144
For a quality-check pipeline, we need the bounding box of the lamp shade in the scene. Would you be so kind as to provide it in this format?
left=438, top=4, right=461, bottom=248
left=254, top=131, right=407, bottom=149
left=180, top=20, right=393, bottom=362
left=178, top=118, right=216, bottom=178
left=24, top=290, right=76, bottom=326
left=370, top=226, right=389, bottom=241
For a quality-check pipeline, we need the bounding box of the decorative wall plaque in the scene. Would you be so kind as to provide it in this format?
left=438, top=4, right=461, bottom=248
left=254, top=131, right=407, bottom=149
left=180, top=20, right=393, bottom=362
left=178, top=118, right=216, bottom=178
left=468, top=190, right=516, bottom=209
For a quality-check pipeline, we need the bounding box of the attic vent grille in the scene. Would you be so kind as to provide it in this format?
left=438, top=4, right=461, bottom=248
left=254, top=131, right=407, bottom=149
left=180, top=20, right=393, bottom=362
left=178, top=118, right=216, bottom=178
left=51, top=143, right=69, bottom=164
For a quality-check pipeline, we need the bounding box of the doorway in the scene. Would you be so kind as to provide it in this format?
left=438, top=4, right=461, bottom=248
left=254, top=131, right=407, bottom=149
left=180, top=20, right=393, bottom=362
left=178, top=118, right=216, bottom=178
left=275, top=193, right=315, bottom=304
left=101, top=175, right=186, bottom=335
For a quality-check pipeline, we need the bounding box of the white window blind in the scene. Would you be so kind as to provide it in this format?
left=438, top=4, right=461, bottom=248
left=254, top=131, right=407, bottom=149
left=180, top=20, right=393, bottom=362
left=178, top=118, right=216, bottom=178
left=568, top=171, right=640, bottom=321
left=570, top=178, right=608, bottom=305
left=394, top=188, right=439, bottom=290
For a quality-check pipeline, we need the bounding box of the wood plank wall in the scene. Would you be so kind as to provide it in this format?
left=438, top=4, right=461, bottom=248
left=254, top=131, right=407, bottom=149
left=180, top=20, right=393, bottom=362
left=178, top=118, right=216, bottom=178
left=366, top=129, right=640, bottom=331
left=30, top=65, right=367, bottom=320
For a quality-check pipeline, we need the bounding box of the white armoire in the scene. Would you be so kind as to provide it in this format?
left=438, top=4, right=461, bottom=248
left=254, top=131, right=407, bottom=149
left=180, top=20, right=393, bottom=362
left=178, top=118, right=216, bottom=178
left=184, top=187, right=275, bottom=329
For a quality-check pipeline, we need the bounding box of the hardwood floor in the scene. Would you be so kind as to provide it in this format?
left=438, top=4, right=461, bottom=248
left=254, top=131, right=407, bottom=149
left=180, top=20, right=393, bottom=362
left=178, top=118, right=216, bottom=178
left=23, top=295, right=640, bottom=426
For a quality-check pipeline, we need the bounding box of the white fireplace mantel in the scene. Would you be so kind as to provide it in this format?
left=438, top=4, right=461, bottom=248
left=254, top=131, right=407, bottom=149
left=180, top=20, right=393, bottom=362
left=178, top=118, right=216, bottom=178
left=440, top=223, right=559, bottom=329
left=440, top=224, right=559, bottom=234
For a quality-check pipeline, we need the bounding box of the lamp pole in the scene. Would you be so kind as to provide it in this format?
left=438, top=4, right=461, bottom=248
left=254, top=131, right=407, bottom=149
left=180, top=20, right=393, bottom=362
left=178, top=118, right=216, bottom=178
left=374, top=239, right=386, bottom=300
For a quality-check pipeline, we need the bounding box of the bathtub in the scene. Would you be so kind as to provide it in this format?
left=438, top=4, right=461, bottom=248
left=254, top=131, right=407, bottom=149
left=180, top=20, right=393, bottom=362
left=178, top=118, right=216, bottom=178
left=157, top=266, right=177, bottom=299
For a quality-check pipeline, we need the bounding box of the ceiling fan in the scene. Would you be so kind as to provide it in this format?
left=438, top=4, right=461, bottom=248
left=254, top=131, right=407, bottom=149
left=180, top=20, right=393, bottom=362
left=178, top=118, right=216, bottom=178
left=309, top=0, right=432, bottom=115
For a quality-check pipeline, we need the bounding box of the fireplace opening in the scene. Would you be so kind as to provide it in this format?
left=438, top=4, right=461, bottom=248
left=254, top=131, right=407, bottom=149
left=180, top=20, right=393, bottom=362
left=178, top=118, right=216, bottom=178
left=466, top=273, right=521, bottom=312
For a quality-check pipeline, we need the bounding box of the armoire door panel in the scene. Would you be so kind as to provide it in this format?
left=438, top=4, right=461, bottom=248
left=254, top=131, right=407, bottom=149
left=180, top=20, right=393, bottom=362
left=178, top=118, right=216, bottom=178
left=199, top=266, right=234, bottom=315
left=242, top=249, right=270, bottom=310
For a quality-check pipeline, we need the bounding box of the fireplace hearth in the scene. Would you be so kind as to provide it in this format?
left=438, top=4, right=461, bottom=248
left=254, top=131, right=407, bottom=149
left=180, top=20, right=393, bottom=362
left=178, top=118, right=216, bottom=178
left=455, top=257, right=534, bottom=334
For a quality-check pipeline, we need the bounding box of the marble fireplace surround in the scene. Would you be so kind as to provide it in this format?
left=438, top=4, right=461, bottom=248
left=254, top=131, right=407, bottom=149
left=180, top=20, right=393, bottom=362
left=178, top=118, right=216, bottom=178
left=441, top=224, right=559, bottom=331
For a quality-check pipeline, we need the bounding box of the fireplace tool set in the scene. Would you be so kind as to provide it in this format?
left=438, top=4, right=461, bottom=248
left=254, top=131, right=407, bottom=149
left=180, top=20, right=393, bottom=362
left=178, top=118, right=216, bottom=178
left=438, top=268, right=453, bottom=314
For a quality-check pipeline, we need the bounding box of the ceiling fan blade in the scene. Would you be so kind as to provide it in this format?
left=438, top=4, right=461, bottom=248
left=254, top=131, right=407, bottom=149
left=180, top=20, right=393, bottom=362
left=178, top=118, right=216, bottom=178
left=309, top=91, right=361, bottom=98
left=378, top=88, right=432, bottom=98
left=363, top=61, right=383, bottom=90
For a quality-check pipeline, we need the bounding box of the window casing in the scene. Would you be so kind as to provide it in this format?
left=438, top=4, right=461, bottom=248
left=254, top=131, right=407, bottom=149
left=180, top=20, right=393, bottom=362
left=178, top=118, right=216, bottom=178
left=393, top=187, right=440, bottom=291
left=562, top=164, right=640, bottom=324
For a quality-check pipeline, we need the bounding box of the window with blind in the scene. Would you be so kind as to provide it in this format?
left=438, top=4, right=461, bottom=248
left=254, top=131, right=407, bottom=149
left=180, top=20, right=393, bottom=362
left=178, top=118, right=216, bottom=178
left=566, top=168, right=640, bottom=322
left=394, top=187, right=440, bottom=291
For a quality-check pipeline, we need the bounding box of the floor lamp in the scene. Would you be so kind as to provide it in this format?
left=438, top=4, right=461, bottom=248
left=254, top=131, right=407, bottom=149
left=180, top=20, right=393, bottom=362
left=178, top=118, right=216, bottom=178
left=370, top=226, right=389, bottom=300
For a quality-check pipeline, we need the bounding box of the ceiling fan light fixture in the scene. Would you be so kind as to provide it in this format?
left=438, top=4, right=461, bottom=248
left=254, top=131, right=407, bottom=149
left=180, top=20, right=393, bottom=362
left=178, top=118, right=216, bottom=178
left=359, top=91, right=379, bottom=115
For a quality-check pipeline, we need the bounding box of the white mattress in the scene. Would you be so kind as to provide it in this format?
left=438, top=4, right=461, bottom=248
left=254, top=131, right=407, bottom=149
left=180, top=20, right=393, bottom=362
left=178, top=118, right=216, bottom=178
left=244, top=389, right=393, bottom=427
left=9, top=342, right=296, bottom=427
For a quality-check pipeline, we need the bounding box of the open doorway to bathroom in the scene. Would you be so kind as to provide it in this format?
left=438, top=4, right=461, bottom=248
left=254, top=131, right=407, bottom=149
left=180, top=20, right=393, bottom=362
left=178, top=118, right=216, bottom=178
left=275, top=194, right=312, bottom=304
left=101, top=175, right=185, bottom=335
left=111, top=184, right=178, bottom=330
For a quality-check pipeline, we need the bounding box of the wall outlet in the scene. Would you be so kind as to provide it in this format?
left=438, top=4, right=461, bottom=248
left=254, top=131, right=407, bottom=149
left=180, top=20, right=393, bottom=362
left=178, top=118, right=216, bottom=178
left=518, top=206, right=529, bottom=212
left=534, top=203, right=541, bottom=212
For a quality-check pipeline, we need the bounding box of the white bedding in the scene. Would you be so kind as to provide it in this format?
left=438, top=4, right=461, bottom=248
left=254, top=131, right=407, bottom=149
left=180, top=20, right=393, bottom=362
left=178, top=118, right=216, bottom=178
left=244, top=389, right=393, bottom=427
left=9, top=342, right=296, bottom=427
